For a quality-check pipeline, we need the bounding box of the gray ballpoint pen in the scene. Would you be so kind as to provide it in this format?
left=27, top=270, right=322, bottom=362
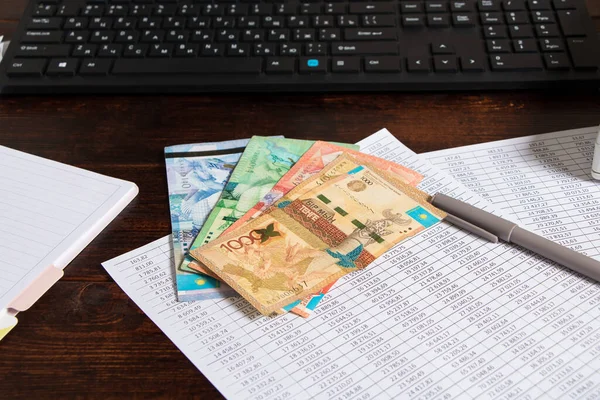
left=430, top=193, right=600, bottom=283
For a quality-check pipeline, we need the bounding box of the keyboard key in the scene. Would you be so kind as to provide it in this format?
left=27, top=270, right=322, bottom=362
left=362, top=15, right=396, bottom=27
left=349, top=3, right=395, bottom=14
left=266, top=57, right=295, bottom=73
left=552, top=0, right=576, bottom=9
left=253, top=43, right=276, bottom=56
left=331, top=57, right=360, bottom=72
left=299, top=57, right=328, bottom=73
left=566, top=38, right=600, bottom=69
left=451, top=1, right=475, bottom=11
left=33, top=5, right=57, bottom=17
left=426, top=2, right=448, bottom=12
left=407, top=56, right=431, bottom=72
left=112, top=58, right=262, bottom=75
left=28, top=17, right=63, bottom=30
left=503, top=0, right=526, bottom=10
left=79, top=59, right=112, bottom=75
left=484, top=25, right=507, bottom=38
left=149, top=43, right=173, bottom=57
left=428, top=14, right=450, bottom=26
left=115, top=30, right=140, bottom=43
left=539, top=38, right=563, bottom=52
left=22, top=30, right=62, bottom=43
left=305, top=43, right=328, bottom=56
left=242, top=29, right=262, bottom=42
left=478, top=0, right=501, bottom=10
left=431, top=42, right=455, bottom=54
left=46, top=58, right=79, bottom=76
left=174, top=43, right=199, bottom=57
left=72, top=44, right=97, bottom=57
left=98, top=44, right=123, bottom=57
left=199, top=43, right=222, bottom=56
left=509, top=24, right=533, bottom=38
left=227, top=43, right=250, bottom=56
left=319, top=28, right=341, bottom=40
left=57, top=4, right=79, bottom=17
left=543, top=53, right=570, bottom=69
left=300, top=4, right=321, bottom=15
left=123, top=44, right=148, bottom=57
left=90, top=31, right=116, bottom=44
left=557, top=11, right=586, bottom=37
left=365, top=56, right=401, bottom=72
left=490, top=53, right=543, bottom=70
left=268, top=29, right=289, bottom=42
left=344, top=28, right=397, bottom=41
left=16, top=44, right=70, bottom=58
left=513, top=38, right=538, bottom=52
left=453, top=14, right=476, bottom=26
left=331, top=42, right=398, bottom=55
left=535, top=24, right=559, bottom=37
left=461, top=55, right=486, bottom=71
left=531, top=11, right=554, bottom=23
left=505, top=11, right=529, bottom=24
left=401, top=2, right=424, bottom=13
left=434, top=56, right=458, bottom=71
left=527, top=0, right=550, bottom=10
left=313, top=16, right=334, bottom=28
left=487, top=39, right=511, bottom=52
left=280, top=43, right=301, bottom=56
left=403, top=15, right=425, bottom=26
left=338, top=15, right=358, bottom=27
left=64, top=30, right=90, bottom=44
left=481, top=12, right=503, bottom=24
left=6, top=59, right=47, bottom=77
left=325, top=3, right=347, bottom=15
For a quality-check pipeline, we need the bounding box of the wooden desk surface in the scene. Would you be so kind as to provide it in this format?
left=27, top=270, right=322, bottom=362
left=1, top=0, right=600, bottom=398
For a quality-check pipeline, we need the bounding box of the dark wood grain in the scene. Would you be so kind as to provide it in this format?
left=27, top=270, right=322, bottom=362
left=1, top=1, right=600, bottom=399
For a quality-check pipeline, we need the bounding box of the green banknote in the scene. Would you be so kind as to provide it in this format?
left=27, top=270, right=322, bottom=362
left=184, top=136, right=357, bottom=275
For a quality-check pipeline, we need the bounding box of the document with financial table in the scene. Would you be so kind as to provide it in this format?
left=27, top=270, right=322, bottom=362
left=424, top=126, right=600, bottom=260
left=103, top=129, right=600, bottom=400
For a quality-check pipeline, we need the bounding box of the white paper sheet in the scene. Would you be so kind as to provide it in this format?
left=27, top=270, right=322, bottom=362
left=424, top=126, right=600, bottom=260
left=103, top=130, right=600, bottom=400
left=0, top=146, right=138, bottom=311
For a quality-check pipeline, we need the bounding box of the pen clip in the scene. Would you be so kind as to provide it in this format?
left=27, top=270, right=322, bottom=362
left=443, top=213, right=499, bottom=243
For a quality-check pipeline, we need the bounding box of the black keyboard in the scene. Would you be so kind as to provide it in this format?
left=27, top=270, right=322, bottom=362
left=1, top=0, right=599, bottom=94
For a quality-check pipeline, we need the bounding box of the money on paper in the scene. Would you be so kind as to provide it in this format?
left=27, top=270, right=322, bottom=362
left=185, top=136, right=357, bottom=275
left=165, top=139, right=251, bottom=301
left=225, top=140, right=423, bottom=232
left=221, top=141, right=424, bottom=316
left=191, top=154, right=446, bottom=315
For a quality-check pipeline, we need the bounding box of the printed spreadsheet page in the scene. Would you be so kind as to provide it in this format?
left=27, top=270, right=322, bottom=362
left=424, top=126, right=600, bottom=261
left=103, top=130, right=600, bottom=400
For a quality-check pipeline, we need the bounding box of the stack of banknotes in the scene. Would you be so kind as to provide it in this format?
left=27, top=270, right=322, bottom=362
left=166, top=136, right=446, bottom=317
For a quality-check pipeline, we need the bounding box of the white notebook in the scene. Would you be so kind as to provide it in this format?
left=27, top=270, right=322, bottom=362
left=0, top=145, right=138, bottom=340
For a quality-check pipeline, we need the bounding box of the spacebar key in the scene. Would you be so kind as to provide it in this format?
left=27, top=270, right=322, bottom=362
left=112, top=58, right=262, bottom=75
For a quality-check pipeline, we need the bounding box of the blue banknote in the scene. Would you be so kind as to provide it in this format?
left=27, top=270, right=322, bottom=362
left=165, top=138, right=250, bottom=301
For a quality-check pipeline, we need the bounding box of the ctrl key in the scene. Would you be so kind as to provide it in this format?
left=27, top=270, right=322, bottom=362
left=6, top=59, right=47, bottom=77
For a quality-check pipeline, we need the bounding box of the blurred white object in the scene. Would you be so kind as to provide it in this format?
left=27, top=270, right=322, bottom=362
left=592, top=125, right=600, bottom=180
left=0, top=38, right=7, bottom=62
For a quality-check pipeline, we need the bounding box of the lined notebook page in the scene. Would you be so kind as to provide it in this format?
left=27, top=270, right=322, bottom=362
left=0, top=145, right=137, bottom=311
